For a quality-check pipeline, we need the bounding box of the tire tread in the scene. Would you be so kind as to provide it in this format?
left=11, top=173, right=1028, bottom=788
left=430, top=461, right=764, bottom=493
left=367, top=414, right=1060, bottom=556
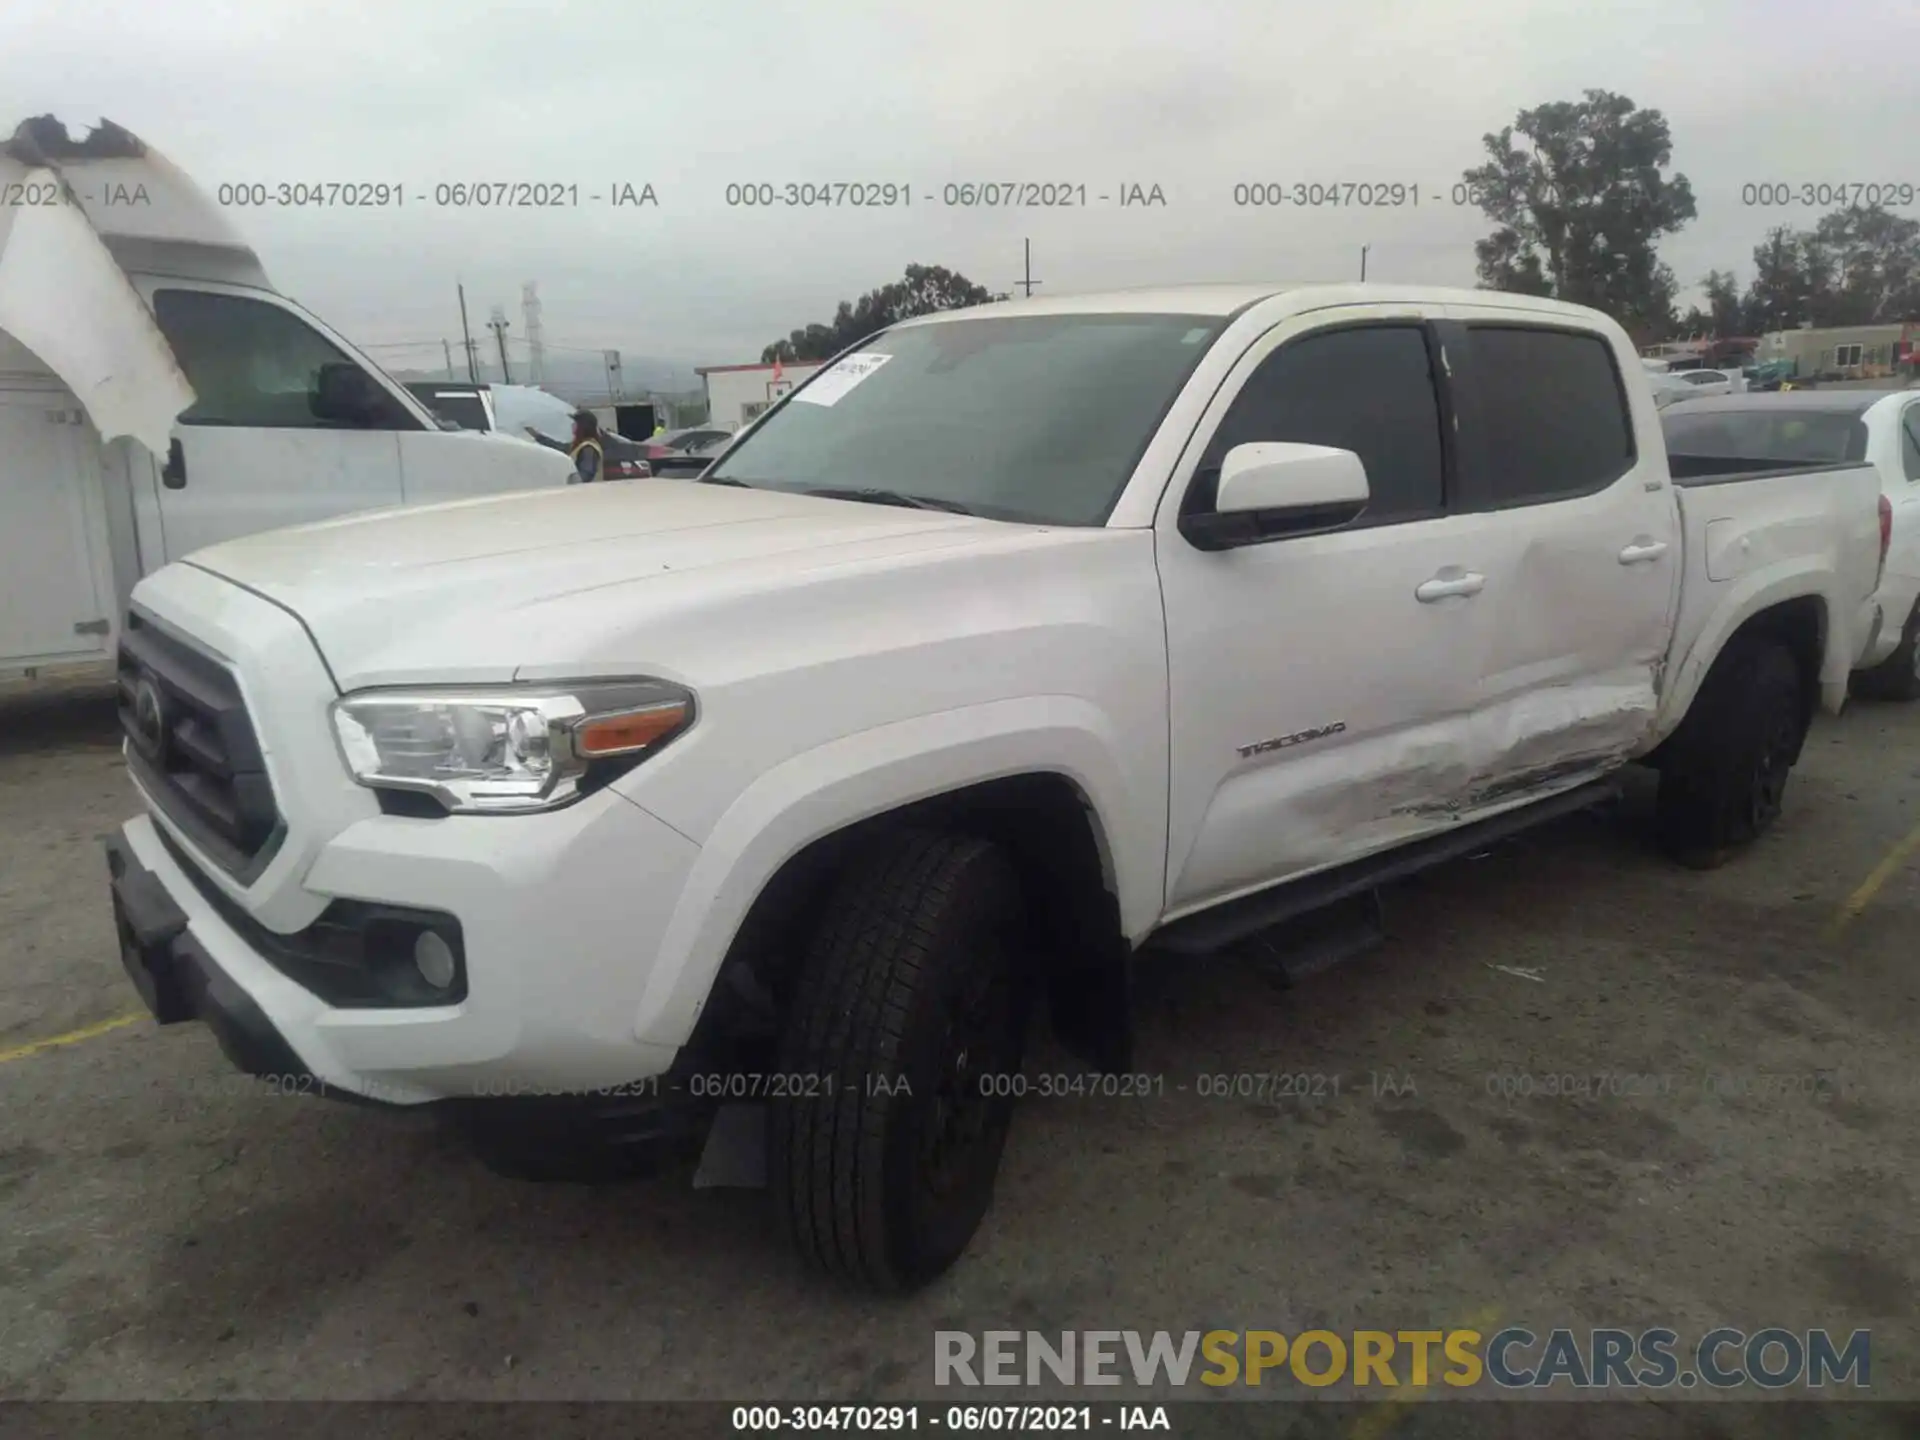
left=771, top=829, right=1010, bottom=1290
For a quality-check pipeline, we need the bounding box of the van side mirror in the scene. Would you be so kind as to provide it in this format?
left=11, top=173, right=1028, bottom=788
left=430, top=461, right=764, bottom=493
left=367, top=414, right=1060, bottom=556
left=1179, top=442, right=1371, bottom=551
left=311, top=363, right=390, bottom=426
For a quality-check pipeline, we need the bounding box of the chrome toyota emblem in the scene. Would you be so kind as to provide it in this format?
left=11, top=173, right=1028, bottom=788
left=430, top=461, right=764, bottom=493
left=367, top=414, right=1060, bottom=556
left=132, top=675, right=167, bottom=756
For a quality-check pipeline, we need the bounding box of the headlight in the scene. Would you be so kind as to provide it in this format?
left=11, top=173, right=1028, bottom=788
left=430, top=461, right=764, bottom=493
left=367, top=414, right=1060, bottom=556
left=329, top=680, right=694, bottom=814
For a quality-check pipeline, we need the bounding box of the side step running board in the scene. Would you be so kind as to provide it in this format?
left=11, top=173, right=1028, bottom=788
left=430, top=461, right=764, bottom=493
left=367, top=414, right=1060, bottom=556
left=1148, top=777, right=1623, bottom=959
left=1233, top=888, right=1387, bottom=987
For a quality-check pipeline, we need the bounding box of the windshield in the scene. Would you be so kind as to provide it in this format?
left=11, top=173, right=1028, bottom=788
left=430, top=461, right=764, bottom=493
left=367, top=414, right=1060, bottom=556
left=705, top=312, right=1227, bottom=524
left=408, top=387, right=490, bottom=431
left=1662, top=408, right=1867, bottom=464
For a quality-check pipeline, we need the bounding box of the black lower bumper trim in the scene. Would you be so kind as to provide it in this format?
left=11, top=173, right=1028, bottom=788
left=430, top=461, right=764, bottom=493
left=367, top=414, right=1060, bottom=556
left=104, top=831, right=315, bottom=1086
left=101, top=829, right=719, bottom=1161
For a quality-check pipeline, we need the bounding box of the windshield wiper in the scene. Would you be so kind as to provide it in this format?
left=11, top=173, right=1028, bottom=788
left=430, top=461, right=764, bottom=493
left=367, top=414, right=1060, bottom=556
left=698, top=474, right=755, bottom=487
left=798, top=486, right=980, bottom=515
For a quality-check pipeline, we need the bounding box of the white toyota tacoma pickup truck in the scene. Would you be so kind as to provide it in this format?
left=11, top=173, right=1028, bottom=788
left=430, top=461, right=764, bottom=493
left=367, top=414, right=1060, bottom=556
left=104, top=284, right=1887, bottom=1292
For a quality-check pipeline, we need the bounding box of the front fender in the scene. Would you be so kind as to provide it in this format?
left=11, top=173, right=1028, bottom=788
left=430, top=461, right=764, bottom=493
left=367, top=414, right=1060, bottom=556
left=626, top=696, right=1161, bottom=1050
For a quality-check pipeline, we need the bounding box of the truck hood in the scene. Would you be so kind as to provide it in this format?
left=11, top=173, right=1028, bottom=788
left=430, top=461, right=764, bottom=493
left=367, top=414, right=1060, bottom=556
left=182, top=481, right=1008, bottom=689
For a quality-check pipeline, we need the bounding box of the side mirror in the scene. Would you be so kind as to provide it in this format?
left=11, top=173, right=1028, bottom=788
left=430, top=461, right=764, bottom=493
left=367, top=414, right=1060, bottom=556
left=1180, top=442, right=1371, bottom=551
left=311, top=363, right=388, bottom=426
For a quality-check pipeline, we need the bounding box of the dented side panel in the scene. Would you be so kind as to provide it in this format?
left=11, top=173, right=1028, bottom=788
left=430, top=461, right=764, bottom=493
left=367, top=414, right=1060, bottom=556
left=1451, top=474, right=1679, bottom=810
left=1656, top=467, right=1884, bottom=736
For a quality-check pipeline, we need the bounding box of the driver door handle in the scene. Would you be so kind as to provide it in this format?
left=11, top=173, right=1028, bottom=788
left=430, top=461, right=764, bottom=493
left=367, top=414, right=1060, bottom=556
left=1415, top=569, right=1485, bottom=602
left=1619, top=538, right=1669, bottom=564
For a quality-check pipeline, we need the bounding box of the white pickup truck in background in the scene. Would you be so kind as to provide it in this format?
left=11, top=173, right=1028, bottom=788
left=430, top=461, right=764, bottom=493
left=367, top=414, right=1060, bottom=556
left=102, top=284, right=1886, bottom=1292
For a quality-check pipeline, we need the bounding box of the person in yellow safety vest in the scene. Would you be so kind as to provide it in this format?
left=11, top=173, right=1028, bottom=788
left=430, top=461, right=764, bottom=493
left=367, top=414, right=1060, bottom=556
left=565, top=409, right=605, bottom=483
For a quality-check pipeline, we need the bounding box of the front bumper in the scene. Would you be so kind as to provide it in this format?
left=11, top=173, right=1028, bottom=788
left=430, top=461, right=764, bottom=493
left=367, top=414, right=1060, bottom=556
left=105, top=828, right=319, bottom=1091
left=106, top=784, right=703, bottom=1106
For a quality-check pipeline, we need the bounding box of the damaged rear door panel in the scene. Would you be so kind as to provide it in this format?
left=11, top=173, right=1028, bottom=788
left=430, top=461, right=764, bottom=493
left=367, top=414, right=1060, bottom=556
left=1435, top=313, right=1683, bottom=814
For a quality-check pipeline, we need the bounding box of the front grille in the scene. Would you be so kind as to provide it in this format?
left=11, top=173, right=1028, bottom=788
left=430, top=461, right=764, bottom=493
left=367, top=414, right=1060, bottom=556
left=117, top=611, right=284, bottom=882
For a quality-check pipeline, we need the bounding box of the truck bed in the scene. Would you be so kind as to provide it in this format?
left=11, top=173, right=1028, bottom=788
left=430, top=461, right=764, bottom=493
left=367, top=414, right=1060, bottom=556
left=1658, top=461, right=1885, bottom=736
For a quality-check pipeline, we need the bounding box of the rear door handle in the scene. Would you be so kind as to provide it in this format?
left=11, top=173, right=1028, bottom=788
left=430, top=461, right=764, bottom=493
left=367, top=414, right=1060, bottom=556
left=1619, top=539, right=1668, bottom=564
left=1415, top=569, right=1485, bottom=602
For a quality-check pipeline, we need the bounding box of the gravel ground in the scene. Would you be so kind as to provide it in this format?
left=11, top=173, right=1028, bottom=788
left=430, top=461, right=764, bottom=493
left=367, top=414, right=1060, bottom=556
left=1, top=669, right=1917, bottom=1423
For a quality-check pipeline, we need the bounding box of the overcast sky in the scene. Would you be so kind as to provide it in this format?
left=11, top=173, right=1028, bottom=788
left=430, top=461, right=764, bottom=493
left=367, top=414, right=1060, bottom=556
left=5, top=0, right=1916, bottom=377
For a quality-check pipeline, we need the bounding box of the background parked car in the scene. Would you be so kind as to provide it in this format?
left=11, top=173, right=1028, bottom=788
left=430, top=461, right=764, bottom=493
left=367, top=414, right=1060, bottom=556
left=644, top=426, right=734, bottom=461
left=646, top=432, right=734, bottom=477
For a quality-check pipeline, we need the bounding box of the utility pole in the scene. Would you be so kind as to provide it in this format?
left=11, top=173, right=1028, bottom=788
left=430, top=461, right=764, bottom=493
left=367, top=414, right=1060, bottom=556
left=1360, top=245, right=1370, bottom=282
left=488, top=306, right=512, bottom=385
left=522, top=281, right=546, bottom=384
left=1015, top=238, right=1041, bottom=298
left=442, top=339, right=454, bottom=379
left=604, top=349, right=624, bottom=403
left=457, top=283, right=479, bottom=382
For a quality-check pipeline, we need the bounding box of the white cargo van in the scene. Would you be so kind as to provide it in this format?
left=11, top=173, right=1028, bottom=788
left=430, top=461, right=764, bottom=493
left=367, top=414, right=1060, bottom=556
left=0, top=116, right=572, bottom=676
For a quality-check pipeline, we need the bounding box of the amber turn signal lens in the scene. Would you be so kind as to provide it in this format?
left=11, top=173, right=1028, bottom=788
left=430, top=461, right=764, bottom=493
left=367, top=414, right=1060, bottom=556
left=573, top=703, right=689, bottom=757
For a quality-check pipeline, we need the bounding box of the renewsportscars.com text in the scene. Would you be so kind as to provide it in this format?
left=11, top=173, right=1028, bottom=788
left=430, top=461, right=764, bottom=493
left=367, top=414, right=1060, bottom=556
left=935, top=1328, right=1870, bottom=1391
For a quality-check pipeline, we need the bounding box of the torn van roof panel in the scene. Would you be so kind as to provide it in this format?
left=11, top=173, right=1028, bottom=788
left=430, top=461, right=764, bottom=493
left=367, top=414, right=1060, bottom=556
left=0, top=115, right=232, bottom=453
left=2, top=115, right=269, bottom=287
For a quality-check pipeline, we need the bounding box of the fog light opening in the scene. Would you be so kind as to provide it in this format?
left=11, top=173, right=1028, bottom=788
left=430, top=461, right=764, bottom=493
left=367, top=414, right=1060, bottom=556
left=413, top=930, right=457, bottom=990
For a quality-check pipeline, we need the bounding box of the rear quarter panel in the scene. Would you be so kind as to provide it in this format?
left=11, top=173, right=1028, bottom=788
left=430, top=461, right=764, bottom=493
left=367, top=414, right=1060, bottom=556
left=1655, top=465, right=1884, bottom=739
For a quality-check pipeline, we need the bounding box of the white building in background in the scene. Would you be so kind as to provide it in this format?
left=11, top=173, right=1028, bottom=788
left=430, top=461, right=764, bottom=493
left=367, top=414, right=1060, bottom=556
left=698, top=360, right=824, bottom=430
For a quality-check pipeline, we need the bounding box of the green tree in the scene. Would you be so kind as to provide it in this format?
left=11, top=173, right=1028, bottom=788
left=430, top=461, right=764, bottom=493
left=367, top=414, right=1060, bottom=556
left=1703, top=269, right=1746, bottom=336
left=1461, top=89, right=1697, bottom=340
left=1673, top=268, right=1743, bottom=340
left=1810, top=204, right=1920, bottom=324
left=1737, top=207, right=1920, bottom=332
left=762, top=264, right=1007, bottom=362
left=1743, top=225, right=1824, bottom=332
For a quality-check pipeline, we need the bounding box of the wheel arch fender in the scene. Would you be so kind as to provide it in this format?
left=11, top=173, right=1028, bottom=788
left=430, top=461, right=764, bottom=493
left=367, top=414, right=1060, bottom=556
left=1655, top=574, right=1838, bottom=747
left=629, top=696, right=1160, bottom=1049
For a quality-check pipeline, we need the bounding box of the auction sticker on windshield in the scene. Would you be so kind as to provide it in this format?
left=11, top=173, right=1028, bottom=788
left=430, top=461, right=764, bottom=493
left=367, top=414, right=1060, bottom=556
left=792, top=352, right=892, bottom=407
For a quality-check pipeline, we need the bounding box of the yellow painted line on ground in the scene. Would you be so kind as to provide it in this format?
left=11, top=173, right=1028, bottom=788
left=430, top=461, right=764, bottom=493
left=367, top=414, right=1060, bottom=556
left=1346, top=1305, right=1502, bottom=1440
left=0, top=1012, right=144, bottom=1065
left=1830, top=815, right=1920, bottom=936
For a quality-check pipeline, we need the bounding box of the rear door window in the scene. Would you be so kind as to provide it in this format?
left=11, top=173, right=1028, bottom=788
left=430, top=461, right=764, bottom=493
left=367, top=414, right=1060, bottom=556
left=1457, top=326, right=1636, bottom=507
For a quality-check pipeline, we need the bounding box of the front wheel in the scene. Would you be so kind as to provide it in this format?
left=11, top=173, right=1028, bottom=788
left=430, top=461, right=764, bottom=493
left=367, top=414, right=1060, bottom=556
left=1655, top=635, right=1806, bottom=869
left=769, top=830, right=1031, bottom=1292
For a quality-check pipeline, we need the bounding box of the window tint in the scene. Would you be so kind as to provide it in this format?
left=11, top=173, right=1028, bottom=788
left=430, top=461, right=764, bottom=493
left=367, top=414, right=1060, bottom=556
left=1466, top=327, right=1635, bottom=505
left=153, top=290, right=408, bottom=429
left=1190, top=324, right=1444, bottom=522
left=1903, top=410, right=1920, bottom=482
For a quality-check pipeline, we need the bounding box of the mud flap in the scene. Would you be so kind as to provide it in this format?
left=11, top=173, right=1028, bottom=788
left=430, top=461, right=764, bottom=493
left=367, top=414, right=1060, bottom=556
left=1047, top=939, right=1136, bottom=1074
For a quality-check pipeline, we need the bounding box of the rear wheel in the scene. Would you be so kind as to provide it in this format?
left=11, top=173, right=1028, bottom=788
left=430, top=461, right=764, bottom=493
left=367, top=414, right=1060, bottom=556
left=1655, top=635, right=1806, bottom=869
left=1853, top=600, right=1920, bottom=702
left=769, top=829, right=1031, bottom=1292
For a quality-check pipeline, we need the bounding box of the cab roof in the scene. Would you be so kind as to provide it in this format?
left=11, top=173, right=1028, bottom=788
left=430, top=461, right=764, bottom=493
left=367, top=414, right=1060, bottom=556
left=889, top=282, right=1605, bottom=324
